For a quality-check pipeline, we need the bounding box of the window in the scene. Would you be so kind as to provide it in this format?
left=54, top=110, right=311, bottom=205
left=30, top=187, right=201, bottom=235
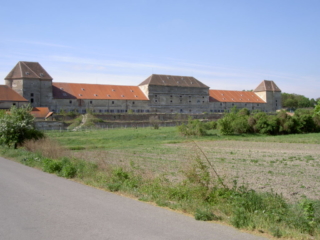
left=12, top=103, right=16, bottom=106
left=112, top=101, right=114, bottom=104
left=180, top=95, right=182, bottom=98
left=132, top=101, right=135, bottom=104
left=203, top=101, right=204, bottom=103
left=257, top=104, right=259, bottom=106
left=155, top=99, right=158, bottom=102
left=189, top=96, right=191, bottom=98
left=30, top=98, right=34, bottom=103
left=90, top=101, right=93, bottom=104
left=189, top=101, right=191, bottom=103
left=30, top=93, right=34, bottom=97
left=232, top=103, right=234, bottom=106
left=170, top=100, right=172, bottom=103
left=155, top=95, right=157, bottom=98
left=99, top=110, right=102, bottom=113
left=220, top=103, right=222, bottom=106
left=170, top=95, right=173, bottom=98
left=69, top=100, right=72, bottom=104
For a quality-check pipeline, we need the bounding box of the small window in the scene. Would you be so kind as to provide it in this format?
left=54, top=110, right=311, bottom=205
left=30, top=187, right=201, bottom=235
left=170, top=95, right=173, bottom=98
left=170, top=100, right=172, bottom=103
left=69, top=100, right=72, bottom=104
left=189, top=101, right=191, bottom=103
left=12, top=103, right=16, bottom=106
left=99, top=110, right=102, bottom=113
left=90, top=101, right=92, bottom=104
left=180, top=95, right=182, bottom=98
left=30, top=98, right=34, bottom=103
left=203, top=101, right=204, bottom=103
left=30, top=93, right=34, bottom=97
left=155, top=95, right=157, bottom=98
left=257, top=104, right=259, bottom=106
left=232, top=103, right=234, bottom=106
left=155, top=99, right=158, bottom=102
left=276, top=100, right=278, bottom=103
left=220, top=103, right=222, bottom=106
left=132, top=101, right=135, bottom=104
left=189, top=96, right=191, bottom=98
left=112, top=101, right=114, bottom=104
left=202, top=96, right=204, bottom=99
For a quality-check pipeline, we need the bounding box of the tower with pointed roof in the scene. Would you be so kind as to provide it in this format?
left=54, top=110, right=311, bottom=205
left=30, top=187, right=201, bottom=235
left=253, top=80, right=282, bottom=111
left=5, top=61, right=53, bottom=107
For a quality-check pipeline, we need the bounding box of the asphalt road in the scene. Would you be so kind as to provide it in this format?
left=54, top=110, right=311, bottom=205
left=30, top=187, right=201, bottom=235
left=0, top=157, right=268, bottom=240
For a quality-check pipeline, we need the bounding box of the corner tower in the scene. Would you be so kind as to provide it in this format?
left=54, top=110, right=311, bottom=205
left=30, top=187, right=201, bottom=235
left=254, top=80, right=282, bottom=112
left=5, top=61, right=53, bottom=107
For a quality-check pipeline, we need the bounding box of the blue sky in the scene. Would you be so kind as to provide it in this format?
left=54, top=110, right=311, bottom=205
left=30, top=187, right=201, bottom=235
left=1, top=0, right=319, bottom=99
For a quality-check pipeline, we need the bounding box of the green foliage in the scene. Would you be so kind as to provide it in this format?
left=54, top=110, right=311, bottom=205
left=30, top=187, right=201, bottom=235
left=282, top=93, right=312, bottom=108
left=217, top=108, right=320, bottom=135
left=194, top=208, right=219, bottom=221
left=217, top=112, right=237, bottom=134
left=0, top=105, right=44, bottom=148
left=178, top=118, right=208, bottom=136
left=314, top=101, right=320, bottom=117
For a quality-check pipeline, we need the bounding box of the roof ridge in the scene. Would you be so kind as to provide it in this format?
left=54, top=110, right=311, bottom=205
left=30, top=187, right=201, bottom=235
left=22, top=61, right=40, bottom=78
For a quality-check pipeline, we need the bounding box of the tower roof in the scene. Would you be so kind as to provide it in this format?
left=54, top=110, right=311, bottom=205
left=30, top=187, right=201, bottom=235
left=5, top=61, right=53, bottom=80
left=138, top=74, right=209, bottom=88
left=254, top=80, right=281, bottom=92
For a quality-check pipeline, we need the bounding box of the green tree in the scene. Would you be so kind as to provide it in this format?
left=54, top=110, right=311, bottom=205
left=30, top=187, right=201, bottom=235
left=0, top=105, right=44, bottom=148
left=314, top=101, right=320, bottom=117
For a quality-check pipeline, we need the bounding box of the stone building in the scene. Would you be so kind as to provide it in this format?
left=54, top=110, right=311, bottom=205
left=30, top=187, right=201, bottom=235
left=3, top=61, right=282, bottom=113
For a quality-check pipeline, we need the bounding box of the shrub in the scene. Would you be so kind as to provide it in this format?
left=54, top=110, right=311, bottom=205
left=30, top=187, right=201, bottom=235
left=0, top=105, right=44, bottom=148
left=42, top=158, right=63, bottom=173
left=217, top=113, right=236, bottom=135
left=178, top=118, right=208, bottom=136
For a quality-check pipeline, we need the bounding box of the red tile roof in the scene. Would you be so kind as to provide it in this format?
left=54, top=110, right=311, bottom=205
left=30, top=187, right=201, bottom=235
left=139, top=74, right=209, bottom=88
left=0, top=85, right=28, bottom=102
left=5, top=61, right=53, bottom=80
left=209, top=90, right=265, bottom=103
left=31, top=107, right=51, bottom=118
left=52, top=83, right=149, bottom=100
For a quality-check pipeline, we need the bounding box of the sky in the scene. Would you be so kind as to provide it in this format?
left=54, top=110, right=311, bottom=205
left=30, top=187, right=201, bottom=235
left=1, top=0, right=319, bottom=99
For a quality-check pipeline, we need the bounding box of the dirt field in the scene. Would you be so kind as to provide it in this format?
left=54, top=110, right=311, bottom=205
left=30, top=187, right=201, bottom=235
left=73, top=140, right=320, bottom=202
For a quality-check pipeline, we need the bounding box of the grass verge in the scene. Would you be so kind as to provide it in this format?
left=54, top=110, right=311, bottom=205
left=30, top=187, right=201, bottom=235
left=1, top=138, right=320, bottom=239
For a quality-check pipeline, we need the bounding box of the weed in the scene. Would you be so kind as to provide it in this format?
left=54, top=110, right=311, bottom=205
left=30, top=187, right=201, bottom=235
left=194, top=208, right=220, bottom=221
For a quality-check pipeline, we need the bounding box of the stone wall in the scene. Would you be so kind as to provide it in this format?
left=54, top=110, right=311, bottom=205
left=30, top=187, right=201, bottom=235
left=34, top=121, right=65, bottom=131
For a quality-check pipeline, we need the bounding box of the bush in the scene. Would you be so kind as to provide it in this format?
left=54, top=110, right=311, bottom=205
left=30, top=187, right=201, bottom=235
left=0, top=105, right=44, bottom=148
left=178, top=118, right=208, bottom=136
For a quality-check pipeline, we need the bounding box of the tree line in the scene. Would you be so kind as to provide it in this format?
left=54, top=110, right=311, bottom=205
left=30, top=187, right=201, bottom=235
left=282, top=93, right=319, bottom=109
